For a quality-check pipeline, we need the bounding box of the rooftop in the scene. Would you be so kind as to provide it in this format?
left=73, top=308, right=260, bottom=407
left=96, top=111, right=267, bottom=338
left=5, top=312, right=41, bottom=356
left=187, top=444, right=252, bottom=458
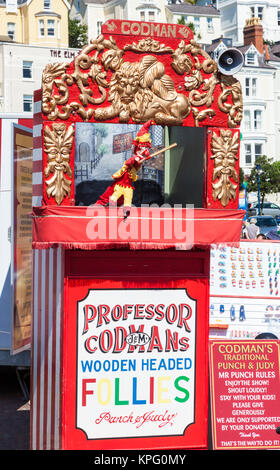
left=166, top=4, right=220, bottom=16
left=205, top=40, right=277, bottom=70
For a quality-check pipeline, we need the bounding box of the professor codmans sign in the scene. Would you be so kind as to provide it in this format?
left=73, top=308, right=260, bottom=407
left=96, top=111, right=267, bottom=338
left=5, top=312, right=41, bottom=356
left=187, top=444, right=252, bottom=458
left=76, top=288, right=196, bottom=440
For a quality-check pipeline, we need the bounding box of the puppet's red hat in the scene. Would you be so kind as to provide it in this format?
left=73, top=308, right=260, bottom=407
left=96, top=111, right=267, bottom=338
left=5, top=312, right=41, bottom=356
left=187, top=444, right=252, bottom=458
left=133, top=120, right=155, bottom=145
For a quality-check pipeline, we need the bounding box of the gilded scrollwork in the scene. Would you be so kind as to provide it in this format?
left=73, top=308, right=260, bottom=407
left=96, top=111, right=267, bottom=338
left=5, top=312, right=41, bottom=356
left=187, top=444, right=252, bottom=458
left=178, top=26, right=192, bottom=39
left=44, top=123, right=74, bottom=205
left=42, top=62, right=70, bottom=120
left=218, top=75, right=243, bottom=128
left=171, top=40, right=193, bottom=75
left=94, top=53, right=191, bottom=125
left=184, top=69, right=203, bottom=91
left=123, top=38, right=173, bottom=53
left=41, top=34, right=243, bottom=128
left=192, top=108, right=216, bottom=127
left=211, top=129, right=239, bottom=207
left=42, top=36, right=118, bottom=121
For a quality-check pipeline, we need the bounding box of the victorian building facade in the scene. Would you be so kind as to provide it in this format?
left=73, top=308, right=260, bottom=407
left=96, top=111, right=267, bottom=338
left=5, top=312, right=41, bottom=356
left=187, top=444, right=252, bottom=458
left=69, top=0, right=221, bottom=45
left=0, top=0, right=70, bottom=47
left=198, top=0, right=280, bottom=46
left=0, top=0, right=79, bottom=113
left=0, top=42, right=79, bottom=113
left=206, top=18, right=280, bottom=172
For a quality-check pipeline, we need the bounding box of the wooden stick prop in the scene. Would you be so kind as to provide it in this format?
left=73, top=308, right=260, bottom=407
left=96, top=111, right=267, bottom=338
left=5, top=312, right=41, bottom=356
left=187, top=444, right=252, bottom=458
left=148, top=142, right=177, bottom=160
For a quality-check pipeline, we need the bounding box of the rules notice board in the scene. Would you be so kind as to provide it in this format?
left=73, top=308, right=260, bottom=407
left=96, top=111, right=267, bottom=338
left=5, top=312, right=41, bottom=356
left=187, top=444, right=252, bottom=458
left=12, top=124, right=33, bottom=352
left=209, top=339, right=280, bottom=449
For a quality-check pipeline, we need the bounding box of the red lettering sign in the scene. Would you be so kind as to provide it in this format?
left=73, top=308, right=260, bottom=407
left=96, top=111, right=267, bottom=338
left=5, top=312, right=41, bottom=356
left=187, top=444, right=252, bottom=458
left=210, top=340, right=280, bottom=449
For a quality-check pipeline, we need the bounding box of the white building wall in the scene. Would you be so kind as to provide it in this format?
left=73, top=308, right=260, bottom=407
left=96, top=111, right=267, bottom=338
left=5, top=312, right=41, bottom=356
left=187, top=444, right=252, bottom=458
left=217, top=0, right=280, bottom=46
left=168, top=12, right=221, bottom=44
left=220, top=2, right=239, bottom=43
left=87, top=5, right=105, bottom=40
left=0, top=43, right=79, bottom=114
left=86, top=0, right=167, bottom=39
left=273, top=65, right=280, bottom=161
left=118, top=0, right=167, bottom=23
left=236, top=65, right=279, bottom=171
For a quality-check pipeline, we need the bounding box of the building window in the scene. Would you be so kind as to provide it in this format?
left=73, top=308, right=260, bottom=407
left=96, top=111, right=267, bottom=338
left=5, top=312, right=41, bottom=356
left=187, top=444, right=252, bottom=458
left=244, top=142, right=263, bottom=166
left=194, top=17, right=200, bottom=32
left=244, top=110, right=251, bottom=131
left=246, top=52, right=257, bottom=65
left=23, top=95, right=33, bottom=112
left=250, top=6, right=263, bottom=20
left=7, top=22, right=15, bottom=40
left=148, top=11, right=155, bottom=22
left=243, top=108, right=263, bottom=131
left=255, top=143, right=263, bottom=159
left=245, top=78, right=249, bottom=95
left=252, top=77, right=257, bottom=95
left=257, top=7, right=263, bottom=20
left=39, top=19, right=44, bottom=37
left=254, top=110, right=262, bottom=130
left=207, top=17, right=214, bottom=32
left=278, top=9, right=280, bottom=26
left=44, top=0, right=51, bottom=9
left=245, top=144, right=252, bottom=165
left=23, top=61, right=32, bottom=79
left=245, top=77, right=257, bottom=96
left=47, top=19, right=55, bottom=36
left=97, top=21, right=102, bottom=35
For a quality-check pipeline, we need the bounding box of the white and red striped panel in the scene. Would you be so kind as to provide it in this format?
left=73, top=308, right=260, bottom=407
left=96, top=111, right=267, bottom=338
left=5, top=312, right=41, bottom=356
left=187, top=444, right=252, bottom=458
left=32, top=90, right=43, bottom=207
left=31, top=247, right=64, bottom=450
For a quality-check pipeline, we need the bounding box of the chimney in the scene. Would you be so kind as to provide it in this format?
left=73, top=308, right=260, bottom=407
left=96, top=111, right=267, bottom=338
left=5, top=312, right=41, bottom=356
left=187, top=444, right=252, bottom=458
left=243, top=17, right=263, bottom=54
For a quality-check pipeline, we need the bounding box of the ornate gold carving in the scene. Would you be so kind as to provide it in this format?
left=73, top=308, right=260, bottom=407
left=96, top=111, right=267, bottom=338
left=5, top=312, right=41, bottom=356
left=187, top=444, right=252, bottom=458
left=193, top=108, right=216, bottom=127
left=44, top=123, right=74, bottom=205
left=123, top=38, right=173, bottom=53
left=178, top=26, right=192, bottom=39
left=94, top=53, right=191, bottom=124
left=245, top=17, right=261, bottom=26
left=218, top=75, right=243, bottom=128
left=42, top=36, right=117, bottom=121
left=171, top=40, right=194, bottom=75
left=41, top=35, right=243, bottom=128
left=184, top=69, right=204, bottom=90
left=211, top=129, right=239, bottom=207
left=42, top=62, right=70, bottom=120
left=106, top=21, right=117, bottom=32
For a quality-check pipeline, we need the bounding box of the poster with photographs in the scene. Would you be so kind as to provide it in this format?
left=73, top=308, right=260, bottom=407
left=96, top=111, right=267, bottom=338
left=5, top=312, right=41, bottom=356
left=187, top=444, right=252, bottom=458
left=210, top=242, right=280, bottom=340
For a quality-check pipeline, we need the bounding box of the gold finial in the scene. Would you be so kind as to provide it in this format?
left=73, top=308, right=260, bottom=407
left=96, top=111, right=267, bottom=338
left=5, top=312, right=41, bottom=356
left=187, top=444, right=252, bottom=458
left=245, top=17, right=261, bottom=27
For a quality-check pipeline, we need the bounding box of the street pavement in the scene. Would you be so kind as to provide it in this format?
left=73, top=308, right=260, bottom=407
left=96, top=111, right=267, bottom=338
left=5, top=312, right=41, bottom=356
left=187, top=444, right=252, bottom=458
left=0, top=366, right=30, bottom=450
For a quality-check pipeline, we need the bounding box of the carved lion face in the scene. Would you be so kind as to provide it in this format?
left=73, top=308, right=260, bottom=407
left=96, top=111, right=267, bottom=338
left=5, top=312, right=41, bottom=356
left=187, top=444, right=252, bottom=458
left=114, top=64, right=140, bottom=105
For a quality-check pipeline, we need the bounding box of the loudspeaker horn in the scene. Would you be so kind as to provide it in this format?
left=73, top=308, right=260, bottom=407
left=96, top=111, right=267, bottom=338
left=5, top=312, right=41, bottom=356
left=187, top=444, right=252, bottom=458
left=217, top=48, right=244, bottom=75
